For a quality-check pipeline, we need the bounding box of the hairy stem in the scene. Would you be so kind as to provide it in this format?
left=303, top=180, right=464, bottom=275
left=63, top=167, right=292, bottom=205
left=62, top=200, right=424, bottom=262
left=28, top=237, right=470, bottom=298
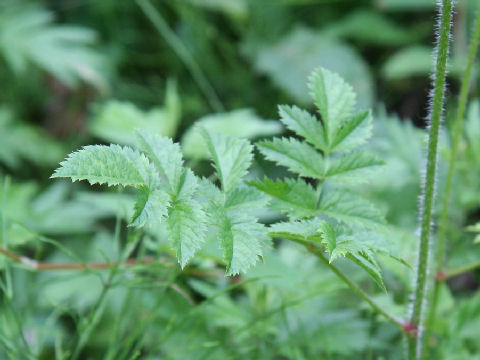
left=408, top=0, right=454, bottom=358
left=424, top=5, right=480, bottom=355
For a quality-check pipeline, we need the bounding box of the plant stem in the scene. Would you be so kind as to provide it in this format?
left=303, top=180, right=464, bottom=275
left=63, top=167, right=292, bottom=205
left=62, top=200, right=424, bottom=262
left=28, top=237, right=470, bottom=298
left=0, top=244, right=224, bottom=283
left=408, top=0, right=454, bottom=358
left=439, top=259, right=480, bottom=281
left=0, top=245, right=157, bottom=270
left=311, top=247, right=406, bottom=331
left=424, top=5, right=480, bottom=355
left=281, top=235, right=407, bottom=331
left=136, top=0, right=224, bottom=112
left=0, top=176, right=13, bottom=299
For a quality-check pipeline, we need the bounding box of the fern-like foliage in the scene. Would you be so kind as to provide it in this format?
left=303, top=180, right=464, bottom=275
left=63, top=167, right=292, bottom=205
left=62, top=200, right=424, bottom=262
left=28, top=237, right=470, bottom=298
left=0, top=0, right=107, bottom=91
left=52, top=129, right=269, bottom=274
left=51, top=67, right=402, bottom=283
left=251, top=67, right=397, bottom=288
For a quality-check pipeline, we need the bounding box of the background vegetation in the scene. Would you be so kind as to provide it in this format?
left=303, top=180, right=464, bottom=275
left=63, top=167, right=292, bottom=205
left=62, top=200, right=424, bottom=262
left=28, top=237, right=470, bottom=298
left=0, top=0, right=479, bottom=359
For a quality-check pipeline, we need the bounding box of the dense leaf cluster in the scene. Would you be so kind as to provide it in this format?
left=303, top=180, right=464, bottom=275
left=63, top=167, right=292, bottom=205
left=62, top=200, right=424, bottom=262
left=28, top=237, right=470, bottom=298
left=53, top=68, right=405, bottom=288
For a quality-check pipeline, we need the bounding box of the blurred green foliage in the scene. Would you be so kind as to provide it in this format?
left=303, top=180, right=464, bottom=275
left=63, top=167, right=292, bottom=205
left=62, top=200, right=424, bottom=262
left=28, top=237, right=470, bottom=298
left=0, top=0, right=479, bottom=359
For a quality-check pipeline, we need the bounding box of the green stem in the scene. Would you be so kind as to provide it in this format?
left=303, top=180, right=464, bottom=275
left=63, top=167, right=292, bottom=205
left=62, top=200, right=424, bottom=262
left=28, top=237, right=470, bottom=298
left=70, top=216, right=141, bottom=360
left=424, top=6, right=480, bottom=356
left=408, top=0, right=455, bottom=358
left=442, top=259, right=480, bottom=280
left=0, top=176, right=13, bottom=299
left=136, top=0, right=224, bottom=112
left=311, top=248, right=405, bottom=330
left=281, top=235, right=406, bottom=331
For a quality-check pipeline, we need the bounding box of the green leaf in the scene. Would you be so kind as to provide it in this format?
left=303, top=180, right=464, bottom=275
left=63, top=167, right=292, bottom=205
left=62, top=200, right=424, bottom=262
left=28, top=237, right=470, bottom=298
left=382, top=46, right=432, bottom=79
left=0, top=2, right=107, bottom=91
left=353, top=231, right=411, bottom=268
left=254, top=27, right=374, bottom=108
left=318, top=221, right=336, bottom=255
left=325, top=151, right=383, bottom=183
left=197, top=177, right=224, bottom=205
left=270, top=219, right=386, bottom=290
left=225, top=187, right=269, bottom=210
left=248, top=178, right=317, bottom=219
left=346, top=252, right=385, bottom=291
left=278, top=105, right=327, bottom=151
left=376, top=0, right=434, bottom=10
left=319, top=191, right=385, bottom=229
left=131, top=187, right=171, bottom=228
left=382, top=45, right=464, bottom=80
left=0, top=107, right=64, bottom=169
left=176, top=169, right=200, bottom=200
left=466, top=222, right=480, bottom=233
left=308, top=67, right=356, bottom=144
left=167, top=196, right=207, bottom=268
left=466, top=222, right=480, bottom=244
left=324, top=10, right=415, bottom=46
left=328, top=238, right=373, bottom=263
left=136, top=130, right=184, bottom=193
left=147, top=167, right=206, bottom=267
left=181, top=109, right=281, bottom=160
left=201, top=129, right=253, bottom=193
left=257, top=138, right=324, bottom=178
left=329, top=110, right=373, bottom=153
left=268, top=219, right=323, bottom=243
left=319, top=227, right=386, bottom=290
left=90, top=82, right=181, bottom=145
left=465, top=100, right=480, bottom=155
left=217, top=212, right=268, bottom=276
left=51, top=144, right=158, bottom=188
